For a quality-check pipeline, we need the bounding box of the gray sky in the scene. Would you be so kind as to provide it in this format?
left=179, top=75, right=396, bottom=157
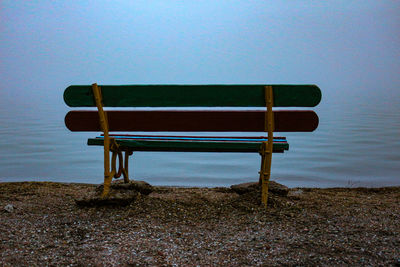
left=1, top=1, right=399, bottom=187
left=1, top=1, right=399, bottom=108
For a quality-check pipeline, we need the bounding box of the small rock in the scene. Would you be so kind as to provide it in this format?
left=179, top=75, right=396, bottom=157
left=118, top=180, right=153, bottom=195
left=268, top=181, right=289, bottom=196
left=4, top=204, right=14, bottom=213
left=75, top=190, right=139, bottom=207
left=230, top=181, right=289, bottom=196
left=230, top=182, right=259, bottom=195
left=96, top=180, right=154, bottom=195
left=288, top=189, right=304, bottom=198
left=76, top=185, right=140, bottom=207
left=76, top=179, right=154, bottom=207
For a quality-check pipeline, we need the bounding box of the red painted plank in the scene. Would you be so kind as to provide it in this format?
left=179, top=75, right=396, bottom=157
left=65, top=110, right=318, bottom=132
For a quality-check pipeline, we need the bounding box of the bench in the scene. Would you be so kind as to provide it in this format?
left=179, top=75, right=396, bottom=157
left=64, top=84, right=321, bottom=206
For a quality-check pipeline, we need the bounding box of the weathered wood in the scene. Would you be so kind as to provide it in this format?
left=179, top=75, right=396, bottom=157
left=87, top=138, right=289, bottom=152
left=65, top=110, right=319, bottom=132
left=63, top=84, right=321, bottom=108
left=106, top=134, right=288, bottom=142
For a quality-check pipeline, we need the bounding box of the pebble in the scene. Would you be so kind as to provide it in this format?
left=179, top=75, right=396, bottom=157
left=4, top=204, right=14, bottom=213
left=289, top=189, right=304, bottom=196
left=1, top=182, right=399, bottom=266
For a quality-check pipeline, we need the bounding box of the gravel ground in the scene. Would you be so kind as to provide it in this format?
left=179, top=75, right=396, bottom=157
left=1, top=181, right=399, bottom=266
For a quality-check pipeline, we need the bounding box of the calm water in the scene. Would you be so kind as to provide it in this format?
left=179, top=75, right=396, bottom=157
left=0, top=90, right=399, bottom=188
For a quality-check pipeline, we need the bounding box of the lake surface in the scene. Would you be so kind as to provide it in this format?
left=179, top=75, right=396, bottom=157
left=0, top=89, right=399, bottom=188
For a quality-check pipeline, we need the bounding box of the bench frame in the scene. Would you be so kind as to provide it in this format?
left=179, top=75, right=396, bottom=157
left=91, top=83, right=275, bottom=206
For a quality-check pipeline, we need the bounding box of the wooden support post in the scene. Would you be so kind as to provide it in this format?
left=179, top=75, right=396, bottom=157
left=92, top=83, right=113, bottom=198
left=260, top=85, right=274, bottom=207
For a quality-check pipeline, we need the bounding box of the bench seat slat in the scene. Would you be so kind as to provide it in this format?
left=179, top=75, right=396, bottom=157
left=65, top=110, right=318, bottom=132
left=87, top=137, right=289, bottom=153
left=64, top=84, right=321, bottom=108
left=105, top=135, right=287, bottom=143
left=107, top=134, right=288, bottom=139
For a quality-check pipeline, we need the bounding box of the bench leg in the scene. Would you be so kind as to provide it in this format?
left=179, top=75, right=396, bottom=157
left=101, top=150, right=129, bottom=198
left=101, top=146, right=131, bottom=198
left=101, top=151, right=117, bottom=198
left=110, top=149, right=133, bottom=182
left=260, top=85, right=274, bottom=207
left=100, top=141, right=114, bottom=198
left=101, top=174, right=113, bottom=198
left=258, top=155, right=265, bottom=186
left=259, top=142, right=272, bottom=207
left=123, top=150, right=133, bottom=183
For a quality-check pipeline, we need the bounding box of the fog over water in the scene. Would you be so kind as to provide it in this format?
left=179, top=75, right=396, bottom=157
left=1, top=1, right=399, bottom=187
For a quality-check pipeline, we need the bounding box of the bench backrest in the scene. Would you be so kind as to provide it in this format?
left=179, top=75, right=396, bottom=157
left=64, top=84, right=321, bottom=132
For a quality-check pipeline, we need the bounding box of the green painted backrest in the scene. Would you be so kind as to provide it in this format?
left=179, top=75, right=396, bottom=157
left=63, top=85, right=321, bottom=108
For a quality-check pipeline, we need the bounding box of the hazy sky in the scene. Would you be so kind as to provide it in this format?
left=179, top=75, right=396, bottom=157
left=0, top=1, right=399, bottom=187
left=1, top=1, right=399, bottom=108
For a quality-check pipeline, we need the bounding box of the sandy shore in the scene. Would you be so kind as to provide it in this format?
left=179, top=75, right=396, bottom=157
left=1, top=181, right=399, bottom=266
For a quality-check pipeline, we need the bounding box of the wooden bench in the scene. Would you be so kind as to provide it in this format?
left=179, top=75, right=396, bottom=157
left=64, top=84, right=321, bottom=206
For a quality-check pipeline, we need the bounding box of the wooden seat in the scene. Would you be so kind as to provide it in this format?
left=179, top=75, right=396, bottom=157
left=88, top=135, right=289, bottom=153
